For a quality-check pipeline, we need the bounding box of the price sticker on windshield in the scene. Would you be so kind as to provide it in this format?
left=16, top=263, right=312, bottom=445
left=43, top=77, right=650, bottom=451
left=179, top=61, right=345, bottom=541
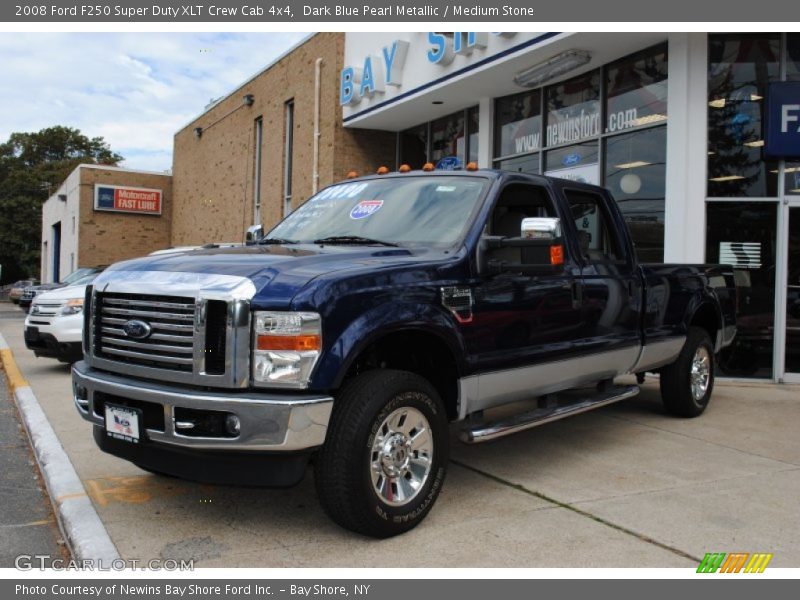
left=350, top=200, right=384, bottom=220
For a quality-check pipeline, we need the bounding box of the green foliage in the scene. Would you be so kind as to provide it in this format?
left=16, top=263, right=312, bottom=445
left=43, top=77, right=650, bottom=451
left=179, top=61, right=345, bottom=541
left=0, top=126, right=123, bottom=284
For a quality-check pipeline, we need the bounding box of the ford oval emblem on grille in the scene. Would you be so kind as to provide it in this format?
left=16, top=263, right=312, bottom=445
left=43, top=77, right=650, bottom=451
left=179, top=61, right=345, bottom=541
left=123, top=319, right=152, bottom=340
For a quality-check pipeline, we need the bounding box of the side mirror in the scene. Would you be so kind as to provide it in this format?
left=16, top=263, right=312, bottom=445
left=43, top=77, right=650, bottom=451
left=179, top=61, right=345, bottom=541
left=478, top=217, right=565, bottom=275
left=245, top=224, right=264, bottom=245
left=521, top=217, right=561, bottom=241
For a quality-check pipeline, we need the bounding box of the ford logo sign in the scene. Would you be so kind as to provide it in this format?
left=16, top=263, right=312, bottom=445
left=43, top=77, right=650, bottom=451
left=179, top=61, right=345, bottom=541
left=122, top=319, right=152, bottom=340
left=563, top=153, right=582, bottom=166
left=435, top=156, right=461, bottom=171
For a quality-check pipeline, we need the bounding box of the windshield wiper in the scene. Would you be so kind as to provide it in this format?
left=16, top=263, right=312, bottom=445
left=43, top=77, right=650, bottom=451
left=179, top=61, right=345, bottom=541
left=312, top=236, right=399, bottom=247
left=259, top=237, right=297, bottom=245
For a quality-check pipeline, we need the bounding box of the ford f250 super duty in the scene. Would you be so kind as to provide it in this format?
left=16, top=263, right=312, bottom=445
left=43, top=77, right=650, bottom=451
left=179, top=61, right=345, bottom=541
left=73, top=169, right=737, bottom=538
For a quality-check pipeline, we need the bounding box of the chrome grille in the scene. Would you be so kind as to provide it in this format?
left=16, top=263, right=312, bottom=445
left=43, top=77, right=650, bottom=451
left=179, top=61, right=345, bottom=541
left=96, top=293, right=195, bottom=372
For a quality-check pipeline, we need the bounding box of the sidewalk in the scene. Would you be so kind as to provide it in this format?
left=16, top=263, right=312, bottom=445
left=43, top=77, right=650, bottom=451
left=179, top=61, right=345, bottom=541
left=0, top=368, right=67, bottom=567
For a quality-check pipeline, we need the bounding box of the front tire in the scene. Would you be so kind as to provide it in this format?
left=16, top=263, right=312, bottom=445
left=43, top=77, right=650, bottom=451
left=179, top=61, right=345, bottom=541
left=314, top=369, right=449, bottom=538
left=660, top=327, right=715, bottom=417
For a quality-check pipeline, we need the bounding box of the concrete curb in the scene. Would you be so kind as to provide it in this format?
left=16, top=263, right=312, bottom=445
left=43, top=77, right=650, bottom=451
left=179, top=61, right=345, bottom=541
left=0, top=332, right=121, bottom=567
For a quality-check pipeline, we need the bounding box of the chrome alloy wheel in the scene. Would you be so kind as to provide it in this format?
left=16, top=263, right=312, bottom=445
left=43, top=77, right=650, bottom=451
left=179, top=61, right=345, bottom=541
left=370, top=406, right=433, bottom=507
left=690, top=346, right=711, bottom=401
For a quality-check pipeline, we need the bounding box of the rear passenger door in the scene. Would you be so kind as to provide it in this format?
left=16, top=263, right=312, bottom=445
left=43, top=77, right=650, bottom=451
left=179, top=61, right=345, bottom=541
left=562, top=188, right=642, bottom=364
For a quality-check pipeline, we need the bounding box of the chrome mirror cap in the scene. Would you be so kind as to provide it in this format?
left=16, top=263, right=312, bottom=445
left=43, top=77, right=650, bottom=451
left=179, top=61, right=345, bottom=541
left=521, top=217, right=561, bottom=240
left=245, top=224, right=264, bottom=245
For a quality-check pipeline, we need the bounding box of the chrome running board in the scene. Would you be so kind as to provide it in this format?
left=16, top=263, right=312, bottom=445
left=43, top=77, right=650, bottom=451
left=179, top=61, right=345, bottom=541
left=460, top=384, right=640, bottom=444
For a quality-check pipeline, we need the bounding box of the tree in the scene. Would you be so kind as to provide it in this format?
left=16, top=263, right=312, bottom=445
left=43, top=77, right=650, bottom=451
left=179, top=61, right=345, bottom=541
left=0, top=126, right=123, bottom=284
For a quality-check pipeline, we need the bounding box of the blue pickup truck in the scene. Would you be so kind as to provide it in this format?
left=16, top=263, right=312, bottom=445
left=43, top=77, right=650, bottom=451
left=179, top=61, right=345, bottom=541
left=73, top=169, right=736, bottom=537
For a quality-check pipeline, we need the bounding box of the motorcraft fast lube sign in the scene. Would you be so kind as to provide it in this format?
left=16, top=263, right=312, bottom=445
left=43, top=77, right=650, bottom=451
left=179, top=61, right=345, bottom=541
left=340, top=33, right=516, bottom=106
left=94, top=184, right=162, bottom=215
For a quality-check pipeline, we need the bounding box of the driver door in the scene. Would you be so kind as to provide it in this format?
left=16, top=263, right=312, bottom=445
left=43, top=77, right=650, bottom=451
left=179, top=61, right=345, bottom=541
left=461, top=182, right=585, bottom=382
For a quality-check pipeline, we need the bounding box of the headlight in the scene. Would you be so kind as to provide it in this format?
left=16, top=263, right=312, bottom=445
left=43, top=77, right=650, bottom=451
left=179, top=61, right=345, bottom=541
left=252, top=311, right=321, bottom=388
left=61, top=299, right=84, bottom=315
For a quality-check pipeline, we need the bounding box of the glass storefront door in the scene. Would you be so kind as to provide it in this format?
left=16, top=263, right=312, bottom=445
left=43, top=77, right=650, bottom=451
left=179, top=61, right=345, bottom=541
left=781, top=202, right=800, bottom=381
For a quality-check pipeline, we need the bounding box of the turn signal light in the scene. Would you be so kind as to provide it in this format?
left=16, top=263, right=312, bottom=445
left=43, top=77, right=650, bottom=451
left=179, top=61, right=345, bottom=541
left=376, top=166, right=390, bottom=175
left=398, top=164, right=411, bottom=173
left=422, top=162, right=435, bottom=171
left=550, top=245, right=564, bottom=266
left=466, top=161, right=478, bottom=171
left=346, top=170, right=359, bottom=179
left=257, top=334, right=321, bottom=352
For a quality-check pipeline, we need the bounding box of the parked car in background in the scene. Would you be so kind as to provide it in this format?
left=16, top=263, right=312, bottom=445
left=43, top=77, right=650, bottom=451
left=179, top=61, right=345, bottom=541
left=148, top=243, right=243, bottom=257
left=24, top=272, right=101, bottom=363
left=7, top=280, right=38, bottom=304
left=18, top=267, right=104, bottom=312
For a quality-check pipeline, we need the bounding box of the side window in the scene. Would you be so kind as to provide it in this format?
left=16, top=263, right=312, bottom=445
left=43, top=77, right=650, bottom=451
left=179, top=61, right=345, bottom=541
left=489, top=184, right=557, bottom=238
left=564, top=189, right=624, bottom=262
left=487, top=183, right=560, bottom=265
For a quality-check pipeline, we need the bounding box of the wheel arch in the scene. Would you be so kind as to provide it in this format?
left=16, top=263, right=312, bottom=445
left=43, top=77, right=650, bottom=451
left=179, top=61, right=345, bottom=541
left=687, top=300, right=723, bottom=351
left=331, top=323, right=464, bottom=421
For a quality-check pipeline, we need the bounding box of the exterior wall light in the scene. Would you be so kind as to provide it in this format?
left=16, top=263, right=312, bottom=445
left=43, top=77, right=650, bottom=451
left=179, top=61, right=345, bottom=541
left=194, top=127, right=203, bottom=138
left=514, top=50, right=592, bottom=88
left=243, top=94, right=255, bottom=106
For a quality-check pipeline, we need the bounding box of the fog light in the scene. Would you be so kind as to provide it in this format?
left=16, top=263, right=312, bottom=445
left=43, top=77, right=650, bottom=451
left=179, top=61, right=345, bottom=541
left=225, top=414, right=241, bottom=436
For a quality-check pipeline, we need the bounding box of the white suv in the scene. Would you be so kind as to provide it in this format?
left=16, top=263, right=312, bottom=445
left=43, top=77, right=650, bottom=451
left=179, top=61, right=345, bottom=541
left=24, top=274, right=97, bottom=363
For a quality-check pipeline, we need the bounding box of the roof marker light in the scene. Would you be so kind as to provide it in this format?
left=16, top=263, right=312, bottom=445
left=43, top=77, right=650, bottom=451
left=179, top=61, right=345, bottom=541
left=346, top=170, right=359, bottom=179
left=398, top=164, right=411, bottom=173
left=376, top=166, right=390, bottom=175
left=422, top=162, right=435, bottom=172
left=466, top=162, right=479, bottom=171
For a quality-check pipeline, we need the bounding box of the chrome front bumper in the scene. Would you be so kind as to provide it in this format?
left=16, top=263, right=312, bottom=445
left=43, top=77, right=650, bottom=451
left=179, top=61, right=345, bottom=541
left=72, top=361, right=333, bottom=452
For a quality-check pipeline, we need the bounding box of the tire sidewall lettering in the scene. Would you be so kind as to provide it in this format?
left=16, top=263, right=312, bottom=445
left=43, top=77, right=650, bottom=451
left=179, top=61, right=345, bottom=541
left=364, top=388, right=445, bottom=526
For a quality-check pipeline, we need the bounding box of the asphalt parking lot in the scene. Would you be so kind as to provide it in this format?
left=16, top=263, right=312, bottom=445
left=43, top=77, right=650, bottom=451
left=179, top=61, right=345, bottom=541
left=2, top=302, right=799, bottom=568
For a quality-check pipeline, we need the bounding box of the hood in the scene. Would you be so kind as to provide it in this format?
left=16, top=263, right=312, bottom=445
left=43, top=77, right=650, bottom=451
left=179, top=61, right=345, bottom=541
left=98, top=244, right=443, bottom=306
left=33, top=284, right=88, bottom=303
left=29, top=282, right=64, bottom=292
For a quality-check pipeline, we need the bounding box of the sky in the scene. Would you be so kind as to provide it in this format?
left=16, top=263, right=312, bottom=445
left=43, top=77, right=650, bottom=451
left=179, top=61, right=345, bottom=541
left=0, top=32, right=309, bottom=172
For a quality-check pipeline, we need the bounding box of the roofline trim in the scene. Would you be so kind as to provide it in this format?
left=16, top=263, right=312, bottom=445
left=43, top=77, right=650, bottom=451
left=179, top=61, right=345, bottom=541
left=78, top=163, right=172, bottom=177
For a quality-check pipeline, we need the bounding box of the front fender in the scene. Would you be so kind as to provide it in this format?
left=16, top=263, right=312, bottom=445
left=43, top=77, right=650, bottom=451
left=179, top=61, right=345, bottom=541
left=310, top=302, right=467, bottom=390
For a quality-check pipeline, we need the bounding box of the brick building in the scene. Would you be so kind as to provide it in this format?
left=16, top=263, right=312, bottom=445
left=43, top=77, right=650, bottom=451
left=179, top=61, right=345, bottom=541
left=40, top=164, right=172, bottom=283
left=170, top=32, right=395, bottom=245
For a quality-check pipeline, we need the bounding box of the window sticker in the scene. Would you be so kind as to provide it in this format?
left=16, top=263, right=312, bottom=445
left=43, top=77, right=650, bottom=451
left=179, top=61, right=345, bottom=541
left=436, top=185, right=457, bottom=192
left=317, top=182, right=369, bottom=200
left=349, top=200, right=384, bottom=220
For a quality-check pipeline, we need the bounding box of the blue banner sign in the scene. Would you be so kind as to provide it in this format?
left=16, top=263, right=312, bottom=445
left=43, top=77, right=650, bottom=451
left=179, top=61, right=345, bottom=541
left=766, top=82, right=800, bottom=159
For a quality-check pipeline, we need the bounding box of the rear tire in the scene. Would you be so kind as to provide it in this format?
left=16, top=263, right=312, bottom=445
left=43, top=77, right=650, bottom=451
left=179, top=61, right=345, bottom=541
left=660, top=327, right=715, bottom=417
left=314, top=369, right=449, bottom=538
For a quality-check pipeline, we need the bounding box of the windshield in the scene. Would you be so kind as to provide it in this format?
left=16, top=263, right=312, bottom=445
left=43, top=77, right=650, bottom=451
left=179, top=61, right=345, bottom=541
left=267, top=176, right=490, bottom=247
left=69, top=273, right=100, bottom=286
left=61, top=267, right=96, bottom=284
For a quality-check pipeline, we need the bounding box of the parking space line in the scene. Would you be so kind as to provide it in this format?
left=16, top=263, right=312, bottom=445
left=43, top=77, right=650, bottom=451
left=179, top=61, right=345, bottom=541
left=0, top=347, right=28, bottom=390
left=450, top=459, right=701, bottom=563
left=1, top=518, right=56, bottom=528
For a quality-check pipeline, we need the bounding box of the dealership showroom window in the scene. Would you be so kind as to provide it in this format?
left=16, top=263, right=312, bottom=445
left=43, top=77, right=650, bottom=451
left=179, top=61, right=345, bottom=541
left=397, top=34, right=799, bottom=382
left=706, top=33, right=800, bottom=380
left=401, top=43, right=669, bottom=263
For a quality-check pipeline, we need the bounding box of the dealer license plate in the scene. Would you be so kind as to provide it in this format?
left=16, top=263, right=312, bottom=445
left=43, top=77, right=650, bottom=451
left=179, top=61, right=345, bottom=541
left=104, top=404, right=141, bottom=444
